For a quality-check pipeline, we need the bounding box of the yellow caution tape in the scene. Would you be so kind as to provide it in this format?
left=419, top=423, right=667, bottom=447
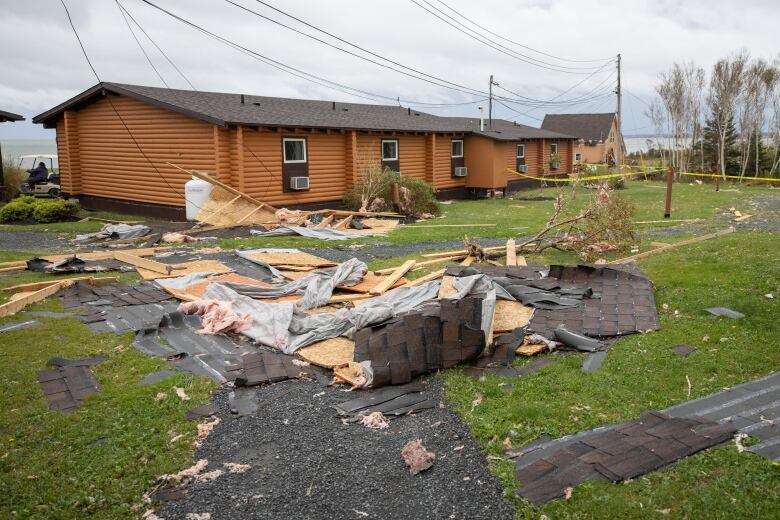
left=678, top=171, right=780, bottom=183
left=509, top=168, right=780, bottom=184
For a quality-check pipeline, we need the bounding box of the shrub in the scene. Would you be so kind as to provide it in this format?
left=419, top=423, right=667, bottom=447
left=0, top=201, right=34, bottom=223
left=1, top=159, right=26, bottom=202
left=31, top=199, right=79, bottom=223
left=16, top=195, right=38, bottom=205
left=343, top=159, right=440, bottom=217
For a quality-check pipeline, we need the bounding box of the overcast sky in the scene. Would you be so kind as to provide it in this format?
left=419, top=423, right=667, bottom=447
left=1, top=0, right=778, bottom=139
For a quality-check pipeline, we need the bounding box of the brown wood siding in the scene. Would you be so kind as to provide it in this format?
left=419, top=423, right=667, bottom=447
left=214, top=126, right=232, bottom=184
left=68, top=95, right=215, bottom=206
left=241, top=130, right=346, bottom=206
left=434, top=137, right=462, bottom=188
left=504, top=140, right=541, bottom=181
left=398, top=135, right=426, bottom=180
left=55, top=118, right=71, bottom=193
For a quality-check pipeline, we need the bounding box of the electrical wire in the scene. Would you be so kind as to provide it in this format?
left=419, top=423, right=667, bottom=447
left=115, top=0, right=169, bottom=87
left=434, top=0, right=614, bottom=63
left=59, top=0, right=195, bottom=207
left=411, top=0, right=610, bottom=74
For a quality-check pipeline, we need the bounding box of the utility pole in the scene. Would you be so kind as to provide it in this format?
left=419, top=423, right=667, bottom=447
left=488, top=74, right=494, bottom=129
left=615, top=53, right=622, bottom=174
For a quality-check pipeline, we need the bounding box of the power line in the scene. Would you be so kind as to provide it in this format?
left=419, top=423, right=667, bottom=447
left=495, top=70, right=617, bottom=107
left=116, top=0, right=196, bottom=90
left=434, top=0, right=614, bottom=64
left=411, top=0, right=609, bottom=74
left=114, top=0, right=169, bottom=87
left=59, top=0, right=192, bottom=206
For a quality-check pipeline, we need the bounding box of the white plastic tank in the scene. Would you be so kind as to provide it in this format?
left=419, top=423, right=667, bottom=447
left=184, top=175, right=213, bottom=221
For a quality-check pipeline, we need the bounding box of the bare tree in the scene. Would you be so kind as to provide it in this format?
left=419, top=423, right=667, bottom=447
left=646, top=99, right=667, bottom=168
left=707, top=52, right=748, bottom=178
left=656, top=62, right=705, bottom=175
left=771, top=55, right=780, bottom=175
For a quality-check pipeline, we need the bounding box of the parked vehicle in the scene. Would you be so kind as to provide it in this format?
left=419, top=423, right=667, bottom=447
left=17, top=154, right=60, bottom=197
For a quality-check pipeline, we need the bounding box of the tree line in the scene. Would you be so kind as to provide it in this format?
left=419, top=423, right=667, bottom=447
left=646, top=51, right=780, bottom=178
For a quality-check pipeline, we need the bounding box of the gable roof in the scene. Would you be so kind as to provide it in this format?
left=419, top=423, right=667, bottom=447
left=448, top=117, right=576, bottom=141
left=33, top=82, right=574, bottom=140
left=541, top=113, right=616, bottom=143
left=0, top=110, right=24, bottom=123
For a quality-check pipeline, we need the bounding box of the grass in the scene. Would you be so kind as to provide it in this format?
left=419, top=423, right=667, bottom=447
left=444, top=230, right=780, bottom=518
left=0, top=181, right=777, bottom=518
left=0, top=206, right=156, bottom=235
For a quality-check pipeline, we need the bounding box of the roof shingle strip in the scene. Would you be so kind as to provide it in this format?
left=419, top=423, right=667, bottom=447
left=541, top=113, right=616, bottom=143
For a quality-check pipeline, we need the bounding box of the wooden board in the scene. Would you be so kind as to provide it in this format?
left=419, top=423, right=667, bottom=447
left=315, top=215, right=334, bottom=229
left=491, top=300, right=533, bottom=333
left=41, top=247, right=162, bottom=263
left=516, top=256, right=528, bottom=267
left=196, top=185, right=279, bottom=227
left=297, top=337, right=355, bottom=368
left=374, top=256, right=461, bottom=275
left=273, top=265, right=316, bottom=272
left=114, top=251, right=173, bottom=275
left=506, top=239, right=516, bottom=266
left=333, top=362, right=365, bottom=386
left=402, top=269, right=445, bottom=288
left=516, top=343, right=548, bottom=357
left=609, top=227, right=735, bottom=264
left=0, top=280, right=67, bottom=317
left=360, top=218, right=399, bottom=231
left=3, top=276, right=117, bottom=294
left=338, top=273, right=408, bottom=294
left=437, top=275, right=458, bottom=298
left=333, top=215, right=353, bottom=230
left=369, top=260, right=415, bottom=295
left=246, top=251, right=336, bottom=268
left=164, top=273, right=272, bottom=300
left=0, top=265, right=27, bottom=273
left=137, top=260, right=232, bottom=280
left=279, top=271, right=311, bottom=281
left=328, top=292, right=374, bottom=303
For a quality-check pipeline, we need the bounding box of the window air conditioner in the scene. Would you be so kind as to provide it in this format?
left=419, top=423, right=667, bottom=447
left=453, top=166, right=468, bottom=177
left=289, top=176, right=309, bottom=190
left=517, top=165, right=528, bottom=173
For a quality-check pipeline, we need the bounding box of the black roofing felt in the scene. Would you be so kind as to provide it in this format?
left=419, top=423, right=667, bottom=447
left=0, top=109, right=24, bottom=123
left=33, top=82, right=575, bottom=140
left=541, top=112, right=616, bottom=143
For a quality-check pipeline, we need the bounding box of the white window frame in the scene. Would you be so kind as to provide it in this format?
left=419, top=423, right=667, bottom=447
left=550, top=142, right=558, bottom=155
left=451, top=139, right=464, bottom=158
left=282, top=137, right=307, bottom=164
left=516, top=144, right=525, bottom=159
left=381, top=139, right=399, bottom=161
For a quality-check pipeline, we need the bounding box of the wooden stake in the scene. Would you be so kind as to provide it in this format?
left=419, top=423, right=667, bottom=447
left=369, top=260, right=416, bottom=295
left=505, top=239, right=517, bottom=266
left=114, top=251, right=173, bottom=275
left=609, top=227, right=735, bottom=264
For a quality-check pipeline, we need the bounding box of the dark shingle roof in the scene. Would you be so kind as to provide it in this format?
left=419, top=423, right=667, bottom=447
left=0, top=110, right=24, bottom=123
left=541, top=113, right=616, bottom=143
left=32, top=82, right=574, bottom=140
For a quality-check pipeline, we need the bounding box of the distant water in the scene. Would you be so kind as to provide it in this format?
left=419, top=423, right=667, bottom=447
left=1, top=139, right=58, bottom=168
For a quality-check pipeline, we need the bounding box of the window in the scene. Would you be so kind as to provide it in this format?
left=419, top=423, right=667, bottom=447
left=575, top=153, right=582, bottom=161
left=609, top=132, right=615, bottom=143
left=451, top=139, right=464, bottom=158
left=283, top=138, right=307, bottom=163
left=516, top=144, right=525, bottom=158
left=550, top=143, right=558, bottom=155
left=381, top=139, right=398, bottom=161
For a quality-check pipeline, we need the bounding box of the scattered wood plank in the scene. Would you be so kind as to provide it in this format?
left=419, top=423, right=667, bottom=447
left=374, top=255, right=463, bottom=276
left=516, top=256, right=528, bottom=266
left=492, top=300, right=533, bottom=333
left=79, top=216, right=144, bottom=225
left=337, top=273, right=407, bottom=294
left=333, top=215, right=353, bottom=230
left=297, top=337, right=355, bottom=368
left=0, top=260, right=27, bottom=269
left=516, top=343, right=548, bottom=357
left=650, top=241, right=670, bottom=248
left=0, top=280, right=68, bottom=318
left=734, top=214, right=752, bottom=222
left=42, top=247, right=161, bottom=263
left=236, top=206, right=263, bottom=225
left=136, top=259, right=232, bottom=281
left=460, top=256, right=475, bottom=266
left=3, top=276, right=117, bottom=294
left=402, top=269, right=445, bottom=288
left=314, top=215, right=335, bottom=229
left=114, top=251, right=173, bottom=275
left=204, top=195, right=242, bottom=222
left=369, top=260, right=416, bottom=295
left=324, top=209, right=402, bottom=218
left=168, top=163, right=278, bottom=212
left=506, top=239, right=517, bottom=266
left=634, top=218, right=700, bottom=224
left=609, top=227, right=735, bottom=264
left=410, top=223, right=497, bottom=228
left=0, top=265, right=26, bottom=273
left=328, top=293, right=374, bottom=303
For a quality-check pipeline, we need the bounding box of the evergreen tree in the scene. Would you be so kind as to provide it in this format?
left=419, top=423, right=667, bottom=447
left=701, top=107, right=739, bottom=174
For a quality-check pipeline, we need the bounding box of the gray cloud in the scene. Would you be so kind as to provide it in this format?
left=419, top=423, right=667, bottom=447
left=1, top=0, right=778, bottom=139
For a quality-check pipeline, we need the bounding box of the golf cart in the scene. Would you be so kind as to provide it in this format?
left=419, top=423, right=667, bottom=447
left=17, top=154, right=61, bottom=197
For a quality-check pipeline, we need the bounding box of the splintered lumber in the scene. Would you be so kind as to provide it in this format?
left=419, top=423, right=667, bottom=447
left=328, top=293, right=374, bottom=303
left=516, top=256, right=528, bottom=266
left=734, top=214, right=752, bottom=222
left=338, top=273, right=407, bottom=294
left=246, top=251, right=336, bottom=268
left=460, top=256, right=476, bottom=266
left=506, top=239, right=517, bottom=266
left=369, top=260, right=416, bottom=295
left=315, top=215, right=335, bottom=229
left=609, top=227, right=735, bottom=264
left=333, top=215, right=353, bottom=230
left=323, top=209, right=402, bottom=218
left=438, top=276, right=458, bottom=298
left=0, top=265, right=26, bottom=273
left=3, top=276, right=117, bottom=294
left=422, top=248, right=471, bottom=259
left=491, top=300, right=533, bottom=333
left=0, top=276, right=107, bottom=318
left=205, top=195, right=242, bottom=222
left=136, top=259, right=232, bottom=280
left=168, top=163, right=277, bottom=211
left=374, top=256, right=462, bottom=275
left=410, top=223, right=497, bottom=228
left=0, top=260, right=28, bottom=269
left=42, top=247, right=160, bottom=263
left=402, top=269, right=445, bottom=288
left=516, top=343, right=548, bottom=357
left=114, top=251, right=173, bottom=275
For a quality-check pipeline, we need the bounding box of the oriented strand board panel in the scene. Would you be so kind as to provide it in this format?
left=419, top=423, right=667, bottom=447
left=137, top=260, right=232, bottom=280
left=297, top=337, right=355, bottom=368
left=196, top=185, right=278, bottom=226
left=492, top=300, right=533, bottom=333
left=246, top=251, right=336, bottom=267
left=166, top=273, right=272, bottom=299
left=360, top=218, right=399, bottom=231
left=438, top=275, right=458, bottom=298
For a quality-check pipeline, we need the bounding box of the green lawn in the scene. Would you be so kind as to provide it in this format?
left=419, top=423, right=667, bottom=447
left=0, top=181, right=777, bottom=519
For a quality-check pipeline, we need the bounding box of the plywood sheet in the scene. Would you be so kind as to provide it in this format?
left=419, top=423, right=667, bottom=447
left=196, top=185, right=278, bottom=226
left=492, top=300, right=533, bottom=333
left=438, top=275, right=458, bottom=298
left=297, top=337, right=355, bottom=368
left=338, top=273, right=408, bottom=294
left=333, top=361, right=365, bottom=386
left=166, top=273, right=272, bottom=299
left=360, top=218, right=399, bottom=231
left=516, top=342, right=548, bottom=357
left=246, top=251, right=336, bottom=267
left=137, top=260, right=232, bottom=280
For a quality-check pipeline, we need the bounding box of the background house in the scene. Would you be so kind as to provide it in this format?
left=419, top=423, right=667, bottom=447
left=541, top=113, right=624, bottom=166
left=34, top=83, right=575, bottom=217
